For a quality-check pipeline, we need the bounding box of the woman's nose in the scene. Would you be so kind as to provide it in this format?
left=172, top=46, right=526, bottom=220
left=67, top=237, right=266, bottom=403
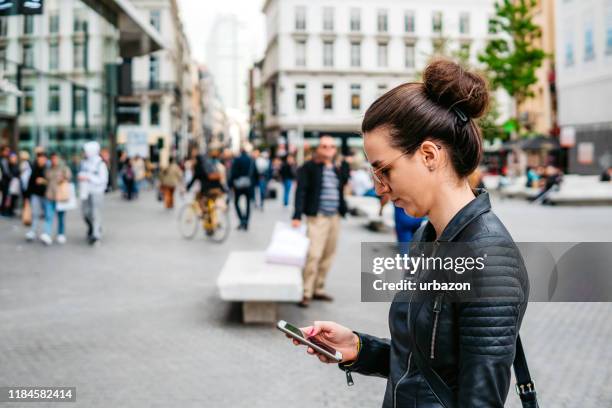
left=374, top=181, right=389, bottom=196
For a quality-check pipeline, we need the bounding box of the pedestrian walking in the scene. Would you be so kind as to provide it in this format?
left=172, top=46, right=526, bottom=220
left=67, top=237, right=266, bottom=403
left=122, top=159, right=137, bottom=200
left=25, top=152, right=49, bottom=243
left=292, top=135, right=347, bottom=307
left=78, top=141, right=108, bottom=246
left=254, top=149, right=271, bottom=209
left=280, top=154, right=296, bottom=207
left=1, top=152, right=21, bottom=217
left=159, top=157, right=183, bottom=209
left=230, top=147, right=257, bottom=230
left=43, top=152, right=72, bottom=244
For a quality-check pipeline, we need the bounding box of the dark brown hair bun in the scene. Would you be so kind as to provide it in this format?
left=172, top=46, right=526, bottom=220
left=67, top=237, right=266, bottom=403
left=423, top=58, right=489, bottom=119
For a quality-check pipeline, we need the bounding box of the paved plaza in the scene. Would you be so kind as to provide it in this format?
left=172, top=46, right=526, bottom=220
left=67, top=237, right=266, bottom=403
left=1, top=190, right=611, bottom=407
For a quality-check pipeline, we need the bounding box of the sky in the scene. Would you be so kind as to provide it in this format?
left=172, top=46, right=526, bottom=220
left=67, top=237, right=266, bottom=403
left=177, top=0, right=266, bottom=64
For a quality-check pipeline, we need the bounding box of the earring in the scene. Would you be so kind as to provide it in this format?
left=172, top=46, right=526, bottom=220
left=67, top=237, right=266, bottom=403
left=428, top=166, right=435, bottom=172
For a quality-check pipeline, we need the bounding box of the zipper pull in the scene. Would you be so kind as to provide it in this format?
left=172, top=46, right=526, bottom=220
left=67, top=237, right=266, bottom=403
left=433, top=293, right=443, bottom=313
left=345, top=369, right=354, bottom=386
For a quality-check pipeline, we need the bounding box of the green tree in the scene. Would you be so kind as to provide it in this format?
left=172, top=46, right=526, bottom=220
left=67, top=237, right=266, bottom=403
left=478, top=0, right=546, bottom=135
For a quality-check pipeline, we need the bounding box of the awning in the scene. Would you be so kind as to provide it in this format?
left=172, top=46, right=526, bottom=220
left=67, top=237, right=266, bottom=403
left=81, top=0, right=166, bottom=58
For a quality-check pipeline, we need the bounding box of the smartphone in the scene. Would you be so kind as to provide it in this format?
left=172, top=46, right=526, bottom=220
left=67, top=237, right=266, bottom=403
left=277, top=320, right=343, bottom=363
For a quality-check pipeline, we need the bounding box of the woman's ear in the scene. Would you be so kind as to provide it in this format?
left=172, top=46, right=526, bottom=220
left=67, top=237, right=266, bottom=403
left=419, top=140, right=441, bottom=172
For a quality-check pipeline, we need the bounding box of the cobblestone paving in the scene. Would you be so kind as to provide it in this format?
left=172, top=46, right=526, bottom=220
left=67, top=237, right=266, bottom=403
left=0, top=191, right=611, bottom=407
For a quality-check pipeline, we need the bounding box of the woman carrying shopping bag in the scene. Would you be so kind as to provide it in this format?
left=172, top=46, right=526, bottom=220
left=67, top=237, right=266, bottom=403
left=43, top=152, right=73, bottom=245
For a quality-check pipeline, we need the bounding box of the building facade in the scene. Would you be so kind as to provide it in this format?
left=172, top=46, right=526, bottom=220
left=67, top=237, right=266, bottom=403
left=556, top=0, right=612, bottom=174
left=260, top=0, right=500, bottom=152
left=116, top=0, right=192, bottom=166
left=518, top=0, right=558, bottom=136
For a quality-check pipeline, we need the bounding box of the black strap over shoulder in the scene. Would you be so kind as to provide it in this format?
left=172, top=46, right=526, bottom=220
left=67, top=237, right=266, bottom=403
left=406, top=316, right=538, bottom=408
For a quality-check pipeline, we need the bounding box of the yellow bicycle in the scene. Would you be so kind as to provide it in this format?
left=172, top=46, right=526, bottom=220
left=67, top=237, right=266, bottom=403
left=178, top=189, right=230, bottom=243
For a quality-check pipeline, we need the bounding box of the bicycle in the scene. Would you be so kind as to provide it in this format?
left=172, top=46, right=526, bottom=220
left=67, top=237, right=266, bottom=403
left=178, top=189, right=230, bottom=243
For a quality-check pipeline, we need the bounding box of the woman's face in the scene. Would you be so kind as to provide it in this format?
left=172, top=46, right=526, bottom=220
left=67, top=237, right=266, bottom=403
left=363, top=127, right=439, bottom=218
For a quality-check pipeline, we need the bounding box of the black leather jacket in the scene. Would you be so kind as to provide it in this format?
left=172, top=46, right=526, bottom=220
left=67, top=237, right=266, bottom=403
left=340, top=190, right=529, bottom=407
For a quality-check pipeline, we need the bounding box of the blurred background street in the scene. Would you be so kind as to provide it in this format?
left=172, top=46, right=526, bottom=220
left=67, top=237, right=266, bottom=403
left=1, top=190, right=611, bottom=407
left=1, top=0, right=612, bottom=407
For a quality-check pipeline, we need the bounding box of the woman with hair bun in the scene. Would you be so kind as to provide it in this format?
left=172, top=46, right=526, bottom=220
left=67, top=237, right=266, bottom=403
left=286, top=59, right=532, bottom=407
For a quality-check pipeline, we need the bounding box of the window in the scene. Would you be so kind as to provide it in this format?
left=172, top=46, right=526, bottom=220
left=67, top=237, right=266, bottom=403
left=350, top=8, right=360, bottom=32
left=584, top=16, right=595, bottom=61
left=350, top=42, right=361, bottom=67
left=295, top=40, right=306, bottom=67
left=23, top=15, right=34, bottom=35
left=0, top=17, right=7, bottom=37
left=270, top=82, right=278, bottom=115
left=49, top=42, right=59, bottom=71
left=323, top=7, right=333, bottom=31
left=459, top=12, right=470, bottom=35
left=564, top=27, right=574, bottom=66
left=323, top=41, right=334, bottom=67
left=74, top=11, right=88, bottom=33
left=23, top=86, right=34, bottom=113
left=377, top=84, right=388, bottom=98
left=295, top=84, right=306, bottom=111
left=433, top=39, right=444, bottom=54
left=73, top=41, right=87, bottom=70
left=295, top=6, right=306, bottom=31
left=22, top=44, right=34, bottom=67
left=404, top=11, right=415, bottom=33
left=377, top=42, right=388, bottom=67
left=150, top=102, right=160, bottom=125
left=432, top=11, right=443, bottom=33
left=404, top=43, right=415, bottom=68
left=377, top=10, right=388, bottom=32
left=350, top=84, right=361, bottom=111
left=150, top=10, right=161, bottom=32
left=149, top=55, right=159, bottom=87
left=323, top=84, right=333, bottom=111
left=0, top=47, right=6, bottom=70
left=74, top=88, right=86, bottom=112
left=49, top=13, right=59, bottom=34
left=48, top=85, right=60, bottom=113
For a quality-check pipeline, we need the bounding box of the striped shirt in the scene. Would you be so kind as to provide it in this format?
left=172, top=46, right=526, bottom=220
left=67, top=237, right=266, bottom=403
left=319, top=165, right=340, bottom=215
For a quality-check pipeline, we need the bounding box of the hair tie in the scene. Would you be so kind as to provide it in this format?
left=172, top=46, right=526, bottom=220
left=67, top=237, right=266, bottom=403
left=452, top=106, right=469, bottom=126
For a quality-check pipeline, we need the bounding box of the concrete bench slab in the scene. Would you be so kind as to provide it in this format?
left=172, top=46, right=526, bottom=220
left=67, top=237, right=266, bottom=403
left=217, top=251, right=303, bottom=323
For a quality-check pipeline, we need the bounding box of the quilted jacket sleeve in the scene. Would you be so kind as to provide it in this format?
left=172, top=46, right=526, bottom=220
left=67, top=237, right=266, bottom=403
left=457, top=237, right=528, bottom=407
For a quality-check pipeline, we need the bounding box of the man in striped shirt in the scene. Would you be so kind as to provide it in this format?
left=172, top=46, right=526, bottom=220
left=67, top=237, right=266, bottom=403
left=292, top=135, right=347, bottom=307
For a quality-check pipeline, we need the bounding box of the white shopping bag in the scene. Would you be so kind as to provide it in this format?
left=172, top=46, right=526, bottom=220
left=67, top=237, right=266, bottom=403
left=56, top=183, right=78, bottom=211
left=265, top=221, right=310, bottom=268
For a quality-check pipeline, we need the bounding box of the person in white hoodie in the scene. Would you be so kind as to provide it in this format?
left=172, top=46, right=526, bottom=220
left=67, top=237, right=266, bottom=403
left=78, top=141, right=108, bottom=245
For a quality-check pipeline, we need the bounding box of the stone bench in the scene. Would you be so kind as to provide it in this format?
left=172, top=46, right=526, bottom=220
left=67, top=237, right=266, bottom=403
left=217, top=251, right=303, bottom=323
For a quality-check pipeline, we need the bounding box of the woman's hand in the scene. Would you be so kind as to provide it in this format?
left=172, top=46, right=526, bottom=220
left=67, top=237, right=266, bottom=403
left=288, top=321, right=359, bottom=364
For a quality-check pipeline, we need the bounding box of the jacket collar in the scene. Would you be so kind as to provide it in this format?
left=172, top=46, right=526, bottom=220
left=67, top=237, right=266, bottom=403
left=422, top=188, right=491, bottom=242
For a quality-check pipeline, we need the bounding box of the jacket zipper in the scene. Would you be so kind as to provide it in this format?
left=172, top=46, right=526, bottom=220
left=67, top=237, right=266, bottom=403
left=345, top=369, right=354, bottom=386
left=394, top=240, right=440, bottom=407
left=430, top=293, right=443, bottom=359
left=393, top=352, right=412, bottom=408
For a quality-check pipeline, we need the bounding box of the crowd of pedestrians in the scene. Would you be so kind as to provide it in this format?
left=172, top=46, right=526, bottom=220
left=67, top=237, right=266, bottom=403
left=0, top=142, right=108, bottom=246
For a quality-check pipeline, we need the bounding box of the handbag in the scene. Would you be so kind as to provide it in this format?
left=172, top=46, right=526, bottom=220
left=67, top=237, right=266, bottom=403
left=56, top=181, right=70, bottom=202
left=405, top=304, right=539, bottom=408
left=56, top=183, right=78, bottom=211
left=233, top=160, right=254, bottom=189
left=21, top=198, right=32, bottom=226
left=8, top=177, right=21, bottom=195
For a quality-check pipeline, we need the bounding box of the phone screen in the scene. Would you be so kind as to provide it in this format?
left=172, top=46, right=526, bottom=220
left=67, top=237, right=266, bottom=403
left=283, top=322, right=337, bottom=355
